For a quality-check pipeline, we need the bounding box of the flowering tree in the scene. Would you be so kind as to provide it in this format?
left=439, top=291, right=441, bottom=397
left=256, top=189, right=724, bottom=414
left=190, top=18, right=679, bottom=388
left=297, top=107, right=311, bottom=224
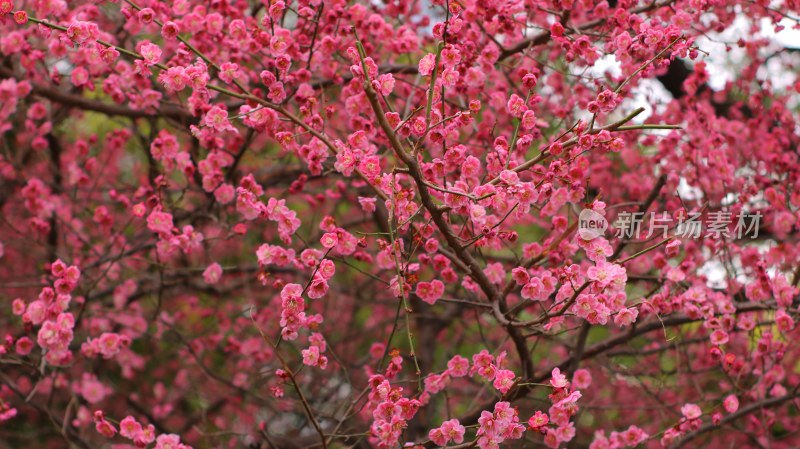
left=1, top=0, right=800, bottom=448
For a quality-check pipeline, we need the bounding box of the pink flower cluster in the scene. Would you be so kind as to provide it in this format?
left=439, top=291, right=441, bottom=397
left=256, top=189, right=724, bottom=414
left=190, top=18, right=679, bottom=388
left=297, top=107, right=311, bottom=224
left=301, top=332, right=329, bottom=370
left=470, top=349, right=504, bottom=382
left=13, top=260, right=81, bottom=365
left=415, top=279, right=444, bottom=305
left=429, top=418, right=466, bottom=446
left=149, top=130, right=194, bottom=178
left=146, top=207, right=205, bottom=258
left=660, top=403, right=704, bottom=446
left=237, top=179, right=301, bottom=244
left=0, top=397, right=16, bottom=423
left=94, top=410, right=194, bottom=449
left=519, top=270, right=558, bottom=302
left=590, top=425, right=650, bottom=449
left=367, top=375, right=421, bottom=449
left=82, top=332, right=130, bottom=360
left=2, top=0, right=800, bottom=447
left=277, top=283, right=322, bottom=341
left=476, top=402, right=526, bottom=449
left=520, top=368, right=586, bottom=449
left=119, top=415, right=157, bottom=447
left=76, top=373, right=111, bottom=404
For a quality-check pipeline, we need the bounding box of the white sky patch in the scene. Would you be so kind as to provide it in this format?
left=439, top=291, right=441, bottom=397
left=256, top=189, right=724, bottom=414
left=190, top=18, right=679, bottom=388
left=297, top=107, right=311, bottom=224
left=698, top=258, right=728, bottom=289
left=690, top=15, right=800, bottom=92
left=761, top=17, right=800, bottom=49
left=693, top=15, right=752, bottom=90
left=589, top=53, right=623, bottom=78
left=677, top=178, right=703, bottom=201
left=55, top=59, right=72, bottom=74
left=589, top=13, right=800, bottom=117
left=759, top=18, right=800, bottom=92
left=588, top=55, right=671, bottom=122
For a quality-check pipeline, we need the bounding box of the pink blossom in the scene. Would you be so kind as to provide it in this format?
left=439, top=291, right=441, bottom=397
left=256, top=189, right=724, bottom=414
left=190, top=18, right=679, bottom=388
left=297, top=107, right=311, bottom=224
left=70, top=67, right=90, bottom=87
left=95, top=419, right=117, bottom=438
left=681, top=403, right=702, bottom=420
left=528, top=410, right=549, bottom=429
left=572, top=368, right=592, bottom=389
left=147, top=210, right=174, bottom=235
left=320, top=232, right=338, bottom=249
left=154, top=434, right=183, bottom=449
left=203, top=105, right=238, bottom=133
left=418, top=53, right=437, bottom=76
left=587, top=261, right=626, bottom=289
left=493, top=369, right=516, bottom=394
left=506, top=94, right=527, bottom=118
left=119, top=416, right=142, bottom=439
left=12, top=298, right=25, bottom=315
left=138, top=41, right=162, bottom=66
left=203, top=263, right=223, bottom=284
left=162, top=21, right=179, bottom=39
left=447, top=355, right=469, bottom=377
left=614, top=307, right=638, bottom=327
left=776, top=309, right=795, bottom=331
left=159, top=67, right=189, bottom=92
left=723, top=395, right=739, bottom=413
left=665, top=239, right=681, bottom=257
left=373, top=73, right=395, bottom=96
left=0, top=0, right=13, bottom=15
left=431, top=418, right=465, bottom=445
left=619, top=425, right=649, bottom=446
left=710, top=329, right=729, bottom=345
left=78, top=374, right=109, bottom=404
left=15, top=337, right=33, bottom=355
left=416, top=280, right=444, bottom=305
left=550, top=368, right=568, bottom=389
left=219, top=62, right=241, bottom=84
left=66, top=21, right=98, bottom=44
left=358, top=197, right=377, bottom=213
left=137, top=8, right=156, bottom=23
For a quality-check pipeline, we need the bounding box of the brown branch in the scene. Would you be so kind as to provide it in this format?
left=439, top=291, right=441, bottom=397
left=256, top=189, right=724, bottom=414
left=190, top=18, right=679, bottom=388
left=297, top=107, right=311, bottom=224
left=354, top=35, right=535, bottom=379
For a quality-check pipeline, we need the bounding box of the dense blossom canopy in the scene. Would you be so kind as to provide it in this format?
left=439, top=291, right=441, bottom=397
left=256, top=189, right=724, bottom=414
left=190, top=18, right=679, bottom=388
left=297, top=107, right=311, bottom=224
left=1, top=0, right=800, bottom=448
